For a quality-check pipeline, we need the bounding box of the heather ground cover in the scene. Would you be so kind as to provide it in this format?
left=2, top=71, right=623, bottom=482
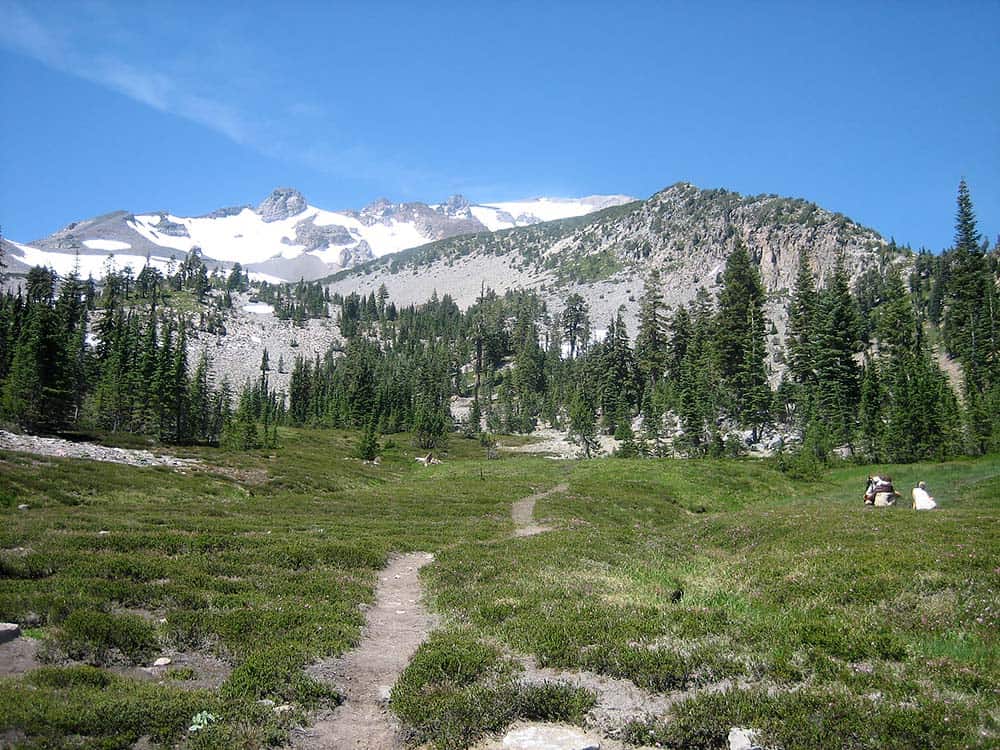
left=1, top=431, right=996, bottom=748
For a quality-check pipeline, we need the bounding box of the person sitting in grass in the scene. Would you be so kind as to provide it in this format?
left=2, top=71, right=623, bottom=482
left=867, top=475, right=899, bottom=507
left=912, top=481, right=937, bottom=510
left=864, top=475, right=879, bottom=505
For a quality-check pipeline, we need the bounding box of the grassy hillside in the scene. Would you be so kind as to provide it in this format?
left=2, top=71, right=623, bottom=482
left=1, top=432, right=996, bottom=748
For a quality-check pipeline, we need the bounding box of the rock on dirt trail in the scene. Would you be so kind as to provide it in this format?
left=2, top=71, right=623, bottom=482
left=292, top=552, right=436, bottom=750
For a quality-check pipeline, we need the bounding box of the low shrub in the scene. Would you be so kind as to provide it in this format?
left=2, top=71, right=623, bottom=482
left=49, top=609, right=157, bottom=666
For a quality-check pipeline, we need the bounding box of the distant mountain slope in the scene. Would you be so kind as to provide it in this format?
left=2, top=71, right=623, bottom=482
left=4, top=189, right=635, bottom=282
left=326, top=182, right=895, bottom=345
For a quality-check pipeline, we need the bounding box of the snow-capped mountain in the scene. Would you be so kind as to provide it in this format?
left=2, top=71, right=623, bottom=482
left=2, top=189, right=636, bottom=282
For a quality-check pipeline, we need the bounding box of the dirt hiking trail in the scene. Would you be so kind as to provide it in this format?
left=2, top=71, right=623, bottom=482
left=511, top=482, right=568, bottom=537
left=292, top=552, right=435, bottom=750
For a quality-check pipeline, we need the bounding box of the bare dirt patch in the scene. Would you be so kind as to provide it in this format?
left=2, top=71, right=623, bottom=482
left=517, top=656, right=739, bottom=738
left=512, top=483, right=568, bottom=537
left=119, top=649, right=232, bottom=691
left=291, top=552, right=436, bottom=750
left=0, top=628, right=229, bottom=691
left=0, top=636, right=41, bottom=677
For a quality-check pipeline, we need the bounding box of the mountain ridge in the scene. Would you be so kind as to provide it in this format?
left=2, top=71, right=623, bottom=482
left=3, top=188, right=636, bottom=282
left=325, top=182, right=894, bottom=324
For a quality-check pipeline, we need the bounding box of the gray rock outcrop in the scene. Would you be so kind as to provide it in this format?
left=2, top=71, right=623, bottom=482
left=198, top=205, right=251, bottom=219
left=338, top=240, right=374, bottom=268
left=153, top=215, right=190, bottom=237
left=0, top=623, right=21, bottom=644
left=257, top=188, right=308, bottom=223
left=438, top=194, right=472, bottom=217
left=293, top=217, right=354, bottom=250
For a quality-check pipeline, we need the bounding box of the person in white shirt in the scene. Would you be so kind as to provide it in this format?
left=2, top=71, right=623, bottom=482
left=912, top=481, right=937, bottom=510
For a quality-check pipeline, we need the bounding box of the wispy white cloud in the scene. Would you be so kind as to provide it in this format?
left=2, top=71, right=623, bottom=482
left=0, top=0, right=458, bottom=198
left=0, top=1, right=253, bottom=145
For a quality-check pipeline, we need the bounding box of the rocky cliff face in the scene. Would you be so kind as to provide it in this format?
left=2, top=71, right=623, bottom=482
left=352, top=198, right=486, bottom=240
left=547, top=183, right=886, bottom=301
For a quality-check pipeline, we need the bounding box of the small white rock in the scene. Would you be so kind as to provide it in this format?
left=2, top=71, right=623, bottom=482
left=502, top=724, right=601, bottom=750
left=728, top=727, right=761, bottom=750
left=152, top=657, right=172, bottom=667
left=98, top=530, right=110, bottom=535
left=274, top=704, right=293, bottom=714
left=257, top=698, right=276, bottom=707
left=17, top=504, right=28, bottom=510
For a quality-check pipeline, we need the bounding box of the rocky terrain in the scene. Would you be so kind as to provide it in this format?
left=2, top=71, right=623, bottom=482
left=327, top=182, right=901, bottom=376
left=187, top=294, right=342, bottom=395
left=0, top=430, right=198, bottom=469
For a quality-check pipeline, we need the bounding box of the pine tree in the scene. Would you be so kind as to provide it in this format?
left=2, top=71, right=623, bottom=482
left=635, top=270, right=668, bottom=388
left=786, top=249, right=818, bottom=390
left=569, top=386, right=599, bottom=457
left=357, top=418, right=380, bottom=460
left=876, top=266, right=917, bottom=360
left=189, top=350, right=212, bottom=442
left=2, top=302, right=70, bottom=430
left=667, top=305, right=691, bottom=381
left=812, top=255, right=862, bottom=447
left=715, top=240, right=771, bottom=438
left=944, top=180, right=991, bottom=385
left=858, top=358, right=883, bottom=460
left=561, top=293, right=590, bottom=359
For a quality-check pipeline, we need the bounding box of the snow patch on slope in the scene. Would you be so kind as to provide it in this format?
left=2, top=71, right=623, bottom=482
left=82, top=239, right=132, bottom=251
left=129, top=209, right=309, bottom=264
left=8, top=241, right=169, bottom=278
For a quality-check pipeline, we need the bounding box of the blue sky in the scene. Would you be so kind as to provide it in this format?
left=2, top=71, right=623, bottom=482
left=1, top=0, right=997, bottom=251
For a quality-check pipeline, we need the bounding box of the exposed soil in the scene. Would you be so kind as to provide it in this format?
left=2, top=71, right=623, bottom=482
left=291, top=552, right=436, bottom=750
left=517, top=656, right=740, bottom=737
left=511, top=482, right=568, bottom=537
left=118, top=649, right=232, bottom=691
left=0, top=633, right=230, bottom=691
left=0, top=636, right=41, bottom=677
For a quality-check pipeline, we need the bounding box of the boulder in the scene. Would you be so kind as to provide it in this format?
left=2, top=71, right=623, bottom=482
left=501, top=724, right=601, bottom=750
left=728, top=727, right=761, bottom=750
left=0, top=622, right=22, bottom=644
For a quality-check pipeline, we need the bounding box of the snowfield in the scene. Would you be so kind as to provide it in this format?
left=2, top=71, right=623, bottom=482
left=130, top=209, right=309, bottom=265
left=9, top=192, right=635, bottom=281
left=9, top=241, right=170, bottom=278
left=82, top=239, right=132, bottom=251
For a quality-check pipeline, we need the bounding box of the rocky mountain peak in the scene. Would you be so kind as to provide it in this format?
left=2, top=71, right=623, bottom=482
left=443, top=194, right=471, bottom=212
left=257, top=188, right=308, bottom=223
left=361, top=198, right=394, bottom=218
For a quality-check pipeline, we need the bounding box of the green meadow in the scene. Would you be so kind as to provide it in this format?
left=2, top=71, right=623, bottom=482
left=1, top=430, right=997, bottom=749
